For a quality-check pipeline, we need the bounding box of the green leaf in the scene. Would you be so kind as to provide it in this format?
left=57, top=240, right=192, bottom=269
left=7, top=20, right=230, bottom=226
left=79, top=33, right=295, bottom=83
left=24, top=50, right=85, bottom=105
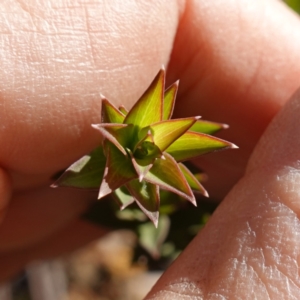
left=131, top=156, right=153, bottom=182
left=144, top=152, right=196, bottom=205
left=98, top=141, right=137, bottom=199
left=101, top=98, right=125, bottom=123
left=144, top=117, right=200, bottom=152
left=163, top=81, right=178, bottom=120
left=190, top=120, right=228, bottom=134
left=138, top=215, right=170, bottom=258
left=124, top=68, right=165, bottom=129
left=52, top=147, right=106, bottom=189
left=92, top=123, right=132, bottom=155
left=178, top=163, right=208, bottom=197
left=166, top=131, right=238, bottom=162
left=126, top=180, right=160, bottom=227
left=113, top=186, right=135, bottom=210
left=118, top=105, right=128, bottom=115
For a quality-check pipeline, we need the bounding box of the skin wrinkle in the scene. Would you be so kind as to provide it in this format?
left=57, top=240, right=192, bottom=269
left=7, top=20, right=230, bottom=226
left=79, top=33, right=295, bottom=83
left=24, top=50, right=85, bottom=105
left=0, top=0, right=180, bottom=176
left=148, top=166, right=300, bottom=299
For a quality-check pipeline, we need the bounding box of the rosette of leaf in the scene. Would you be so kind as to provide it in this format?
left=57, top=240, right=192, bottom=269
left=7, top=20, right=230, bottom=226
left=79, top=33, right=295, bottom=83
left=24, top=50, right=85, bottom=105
left=53, top=69, right=237, bottom=227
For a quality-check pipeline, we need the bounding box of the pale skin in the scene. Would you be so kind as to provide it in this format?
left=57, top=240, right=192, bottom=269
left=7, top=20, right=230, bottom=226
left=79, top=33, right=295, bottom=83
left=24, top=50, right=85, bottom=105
left=1, top=0, right=300, bottom=298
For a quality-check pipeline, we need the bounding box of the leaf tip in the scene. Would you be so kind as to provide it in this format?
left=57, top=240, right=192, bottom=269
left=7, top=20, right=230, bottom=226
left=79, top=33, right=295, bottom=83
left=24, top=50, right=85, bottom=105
left=98, top=178, right=112, bottom=199
left=100, top=93, right=106, bottom=100
left=189, top=194, right=197, bottom=206
left=231, top=143, right=239, bottom=149
left=139, top=174, right=144, bottom=182
left=222, top=123, right=229, bottom=129
left=195, top=116, right=202, bottom=120
left=50, top=183, right=58, bottom=188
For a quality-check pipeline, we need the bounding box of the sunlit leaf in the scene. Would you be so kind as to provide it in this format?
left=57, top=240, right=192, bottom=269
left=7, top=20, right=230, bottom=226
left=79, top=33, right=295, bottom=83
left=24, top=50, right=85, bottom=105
left=144, top=117, right=200, bottom=152
left=119, top=105, right=128, bottom=115
left=163, top=81, right=178, bottom=120
left=178, top=163, right=208, bottom=197
left=52, top=147, right=106, bottom=189
left=92, top=123, right=132, bottom=155
left=98, top=141, right=137, bottom=199
left=190, top=120, right=228, bottom=134
left=124, top=69, right=165, bottom=130
left=113, top=186, right=135, bottom=210
left=166, top=131, right=238, bottom=162
left=101, top=98, right=125, bottom=123
left=126, top=180, right=160, bottom=227
left=144, top=152, right=196, bottom=205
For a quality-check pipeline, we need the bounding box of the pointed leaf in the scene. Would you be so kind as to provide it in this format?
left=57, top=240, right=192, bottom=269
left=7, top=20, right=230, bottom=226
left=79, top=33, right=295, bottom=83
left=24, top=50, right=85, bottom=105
left=144, top=117, right=200, bottom=152
left=144, top=152, right=196, bottom=205
left=101, top=98, right=125, bottom=123
left=92, top=123, right=132, bottom=155
left=131, top=155, right=154, bottom=182
left=138, top=215, right=170, bottom=258
left=113, top=186, right=135, bottom=210
left=98, top=141, right=137, bottom=199
left=190, top=120, right=229, bottom=134
left=52, top=147, right=106, bottom=189
left=166, top=131, right=238, bottom=162
left=124, top=69, right=165, bottom=129
left=178, top=163, right=208, bottom=197
left=126, top=179, right=160, bottom=227
left=163, top=81, right=178, bottom=120
left=119, top=105, right=128, bottom=115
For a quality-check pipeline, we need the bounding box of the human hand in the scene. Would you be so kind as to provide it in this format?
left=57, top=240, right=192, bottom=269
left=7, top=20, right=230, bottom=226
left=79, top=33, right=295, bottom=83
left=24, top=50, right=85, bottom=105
left=0, top=2, right=300, bottom=297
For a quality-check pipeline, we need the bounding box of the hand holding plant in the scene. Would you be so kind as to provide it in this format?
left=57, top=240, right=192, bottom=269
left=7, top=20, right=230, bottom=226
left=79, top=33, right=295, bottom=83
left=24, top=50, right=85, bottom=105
left=53, top=69, right=236, bottom=226
left=1, top=2, right=300, bottom=299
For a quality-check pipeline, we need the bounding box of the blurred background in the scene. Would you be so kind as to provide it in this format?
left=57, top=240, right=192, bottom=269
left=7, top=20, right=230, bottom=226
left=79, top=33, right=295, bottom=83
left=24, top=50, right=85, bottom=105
left=0, top=1, right=299, bottom=299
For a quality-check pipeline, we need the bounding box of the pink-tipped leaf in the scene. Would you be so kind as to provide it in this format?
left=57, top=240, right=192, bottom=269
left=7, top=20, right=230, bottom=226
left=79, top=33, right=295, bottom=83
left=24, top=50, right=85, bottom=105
left=98, top=141, right=137, bottom=199
left=124, top=68, right=165, bottom=129
left=101, top=98, right=125, bottom=123
left=163, top=81, right=178, bottom=120
left=92, top=123, right=133, bottom=155
left=143, top=152, right=196, bottom=205
left=166, top=131, right=238, bottom=162
left=178, top=163, right=208, bottom=197
left=190, top=120, right=229, bottom=134
left=144, top=117, right=200, bottom=152
left=126, top=179, right=160, bottom=227
left=52, top=147, right=106, bottom=189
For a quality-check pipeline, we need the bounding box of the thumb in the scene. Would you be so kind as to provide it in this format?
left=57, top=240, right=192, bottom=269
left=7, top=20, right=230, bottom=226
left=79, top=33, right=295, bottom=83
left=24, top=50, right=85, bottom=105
left=146, top=87, right=300, bottom=299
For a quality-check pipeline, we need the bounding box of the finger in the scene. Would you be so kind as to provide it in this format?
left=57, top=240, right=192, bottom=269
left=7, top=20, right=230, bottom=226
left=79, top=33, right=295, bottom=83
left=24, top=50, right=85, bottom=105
left=146, top=87, right=300, bottom=299
left=168, top=0, right=300, bottom=199
left=0, top=185, right=96, bottom=252
left=0, top=0, right=183, bottom=177
left=0, top=219, right=108, bottom=282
